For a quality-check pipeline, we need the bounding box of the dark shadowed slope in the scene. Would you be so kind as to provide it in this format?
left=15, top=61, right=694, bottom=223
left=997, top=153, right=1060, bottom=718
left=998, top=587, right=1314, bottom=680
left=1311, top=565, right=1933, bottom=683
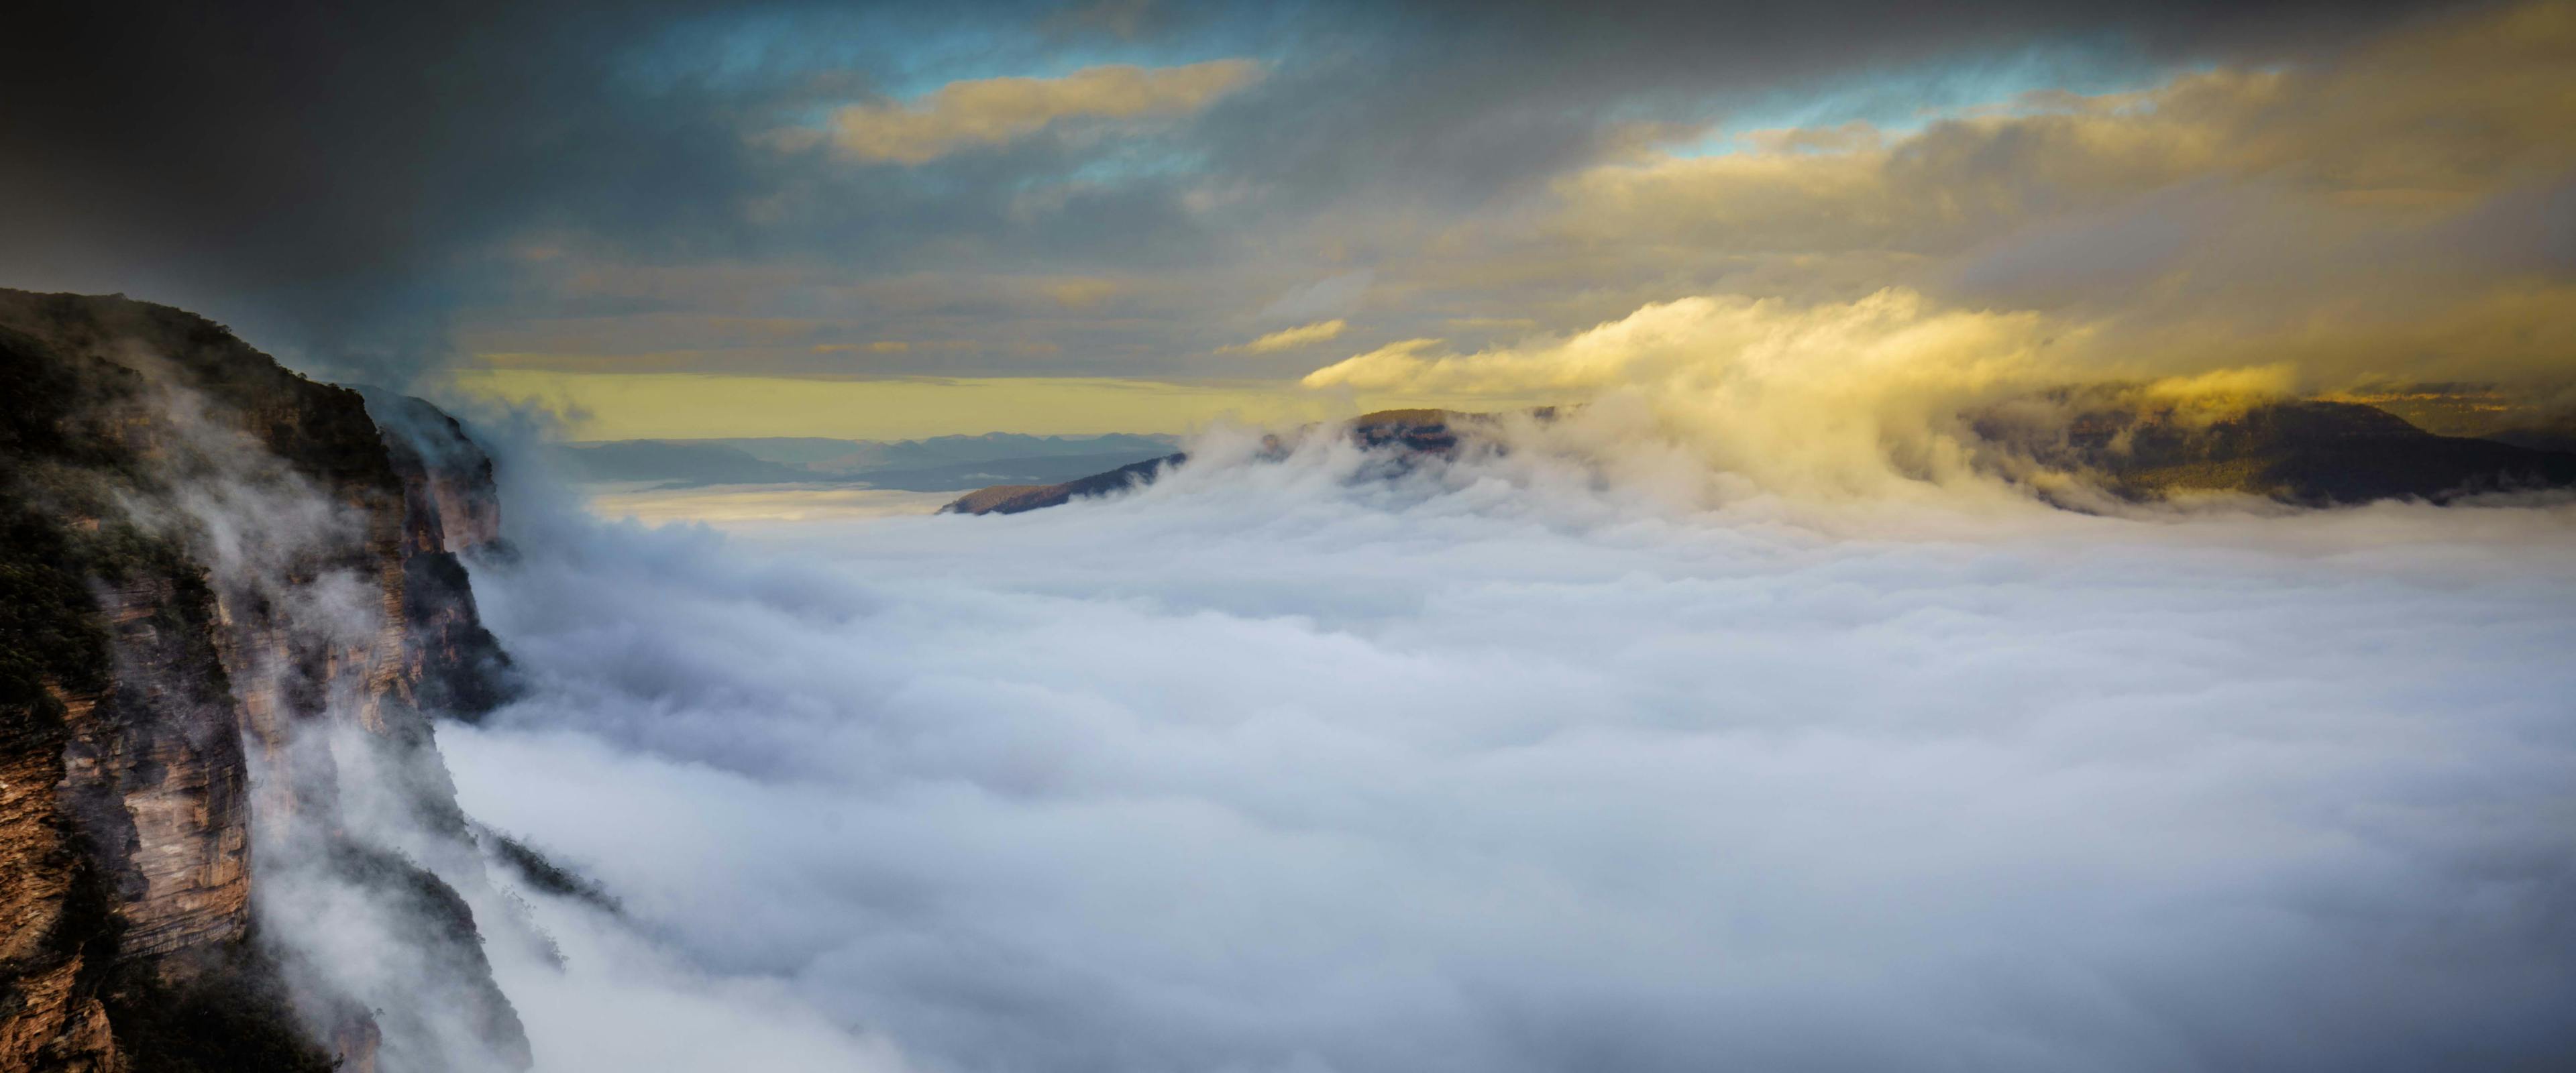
left=1978, top=395, right=2576, bottom=505
left=941, top=455, right=1189, bottom=515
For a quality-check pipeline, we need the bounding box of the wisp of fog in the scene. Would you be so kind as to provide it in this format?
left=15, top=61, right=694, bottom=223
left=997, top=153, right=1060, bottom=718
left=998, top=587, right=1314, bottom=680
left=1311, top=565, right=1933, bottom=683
left=443, top=428, right=2576, bottom=1073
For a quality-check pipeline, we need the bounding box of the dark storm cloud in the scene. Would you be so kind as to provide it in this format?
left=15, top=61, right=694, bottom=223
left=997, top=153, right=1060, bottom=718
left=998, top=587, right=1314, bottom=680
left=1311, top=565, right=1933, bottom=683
left=0, top=0, right=2473, bottom=383
left=0, top=0, right=757, bottom=380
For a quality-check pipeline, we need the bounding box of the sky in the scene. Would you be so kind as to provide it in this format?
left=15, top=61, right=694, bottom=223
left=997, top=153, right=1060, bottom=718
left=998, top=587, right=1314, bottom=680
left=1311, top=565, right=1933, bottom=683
left=8, top=0, right=2572, bottom=439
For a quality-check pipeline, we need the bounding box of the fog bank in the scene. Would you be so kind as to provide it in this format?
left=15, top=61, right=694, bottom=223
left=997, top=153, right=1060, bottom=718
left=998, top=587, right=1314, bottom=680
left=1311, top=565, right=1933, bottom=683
left=451, top=437, right=2576, bottom=1072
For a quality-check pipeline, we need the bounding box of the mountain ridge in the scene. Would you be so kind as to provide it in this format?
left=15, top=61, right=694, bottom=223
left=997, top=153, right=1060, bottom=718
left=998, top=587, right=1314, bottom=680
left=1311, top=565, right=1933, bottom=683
left=551, top=432, right=1181, bottom=490
left=941, top=400, right=2576, bottom=516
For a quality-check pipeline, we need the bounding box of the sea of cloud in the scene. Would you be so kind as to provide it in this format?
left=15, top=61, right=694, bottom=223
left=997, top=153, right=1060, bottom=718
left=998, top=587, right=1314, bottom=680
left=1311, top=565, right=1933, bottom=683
left=444, top=431, right=2576, bottom=1073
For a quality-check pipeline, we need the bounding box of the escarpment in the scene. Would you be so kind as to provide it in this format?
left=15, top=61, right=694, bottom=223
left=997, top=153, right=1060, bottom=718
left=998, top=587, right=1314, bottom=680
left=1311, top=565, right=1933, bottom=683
left=1, top=290, right=528, bottom=1072
left=365, top=390, right=517, bottom=722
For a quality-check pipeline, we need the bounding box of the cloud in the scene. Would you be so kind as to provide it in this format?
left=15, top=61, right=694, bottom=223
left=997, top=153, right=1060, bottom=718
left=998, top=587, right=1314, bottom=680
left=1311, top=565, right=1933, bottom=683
left=1219, top=319, right=1348, bottom=353
left=1299, top=337, right=1444, bottom=388
left=1303, top=288, right=2090, bottom=494
left=1260, top=270, right=1375, bottom=322
left=475, top=841, right=920, bottom=1073
left=1290, top=259, right=2576, bottom=502
left=0, top=1, right=2498, bottom=387
left=443, top=429, right=2576, bottom=1073
left=0, top=0, right=768, bottom=382
left=788, top=60, right=1267, bottom=165
left=1303, top=290, right=2059, bottom=393
left=1516, top=2, right=2576, bottom=384
left=1042, top=277, right=1124, bottom=309
left=812, top=341, right=919, bottom=354
left=1551, top=3, right=2576, bottom=250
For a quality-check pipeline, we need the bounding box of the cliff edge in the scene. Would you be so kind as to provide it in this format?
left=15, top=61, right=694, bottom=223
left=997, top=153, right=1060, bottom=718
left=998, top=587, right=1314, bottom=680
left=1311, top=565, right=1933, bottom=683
left=1, top=290, right=525, bottom=1072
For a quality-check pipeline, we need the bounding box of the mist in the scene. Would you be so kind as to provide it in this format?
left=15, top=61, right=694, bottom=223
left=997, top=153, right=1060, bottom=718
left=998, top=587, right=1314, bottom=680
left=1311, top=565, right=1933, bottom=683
left=435, top=428, right=2576, bottom=1072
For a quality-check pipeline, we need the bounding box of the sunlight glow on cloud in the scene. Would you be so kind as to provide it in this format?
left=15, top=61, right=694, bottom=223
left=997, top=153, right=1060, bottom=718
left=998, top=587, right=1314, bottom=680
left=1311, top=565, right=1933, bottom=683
left=1538, top=3, right=2576, bottom=377
left=403, top=2, right=2576, bottom=417
left=1303, top=290, right=2084, bottom=495
left=1219, top=318, right=1346, bottom=353
left=780, top=58, right=1265, bottom=164
left=1303, top=290, right=2057, bottom=396
left=1293, top=3, right=2576, bottom=437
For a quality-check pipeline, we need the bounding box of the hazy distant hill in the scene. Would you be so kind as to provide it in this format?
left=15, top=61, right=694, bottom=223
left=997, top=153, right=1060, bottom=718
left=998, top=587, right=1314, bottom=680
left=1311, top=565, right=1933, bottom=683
left=553, top=440, right=815, bottom=485
left=716, top=432, right=1178, bottom=474
left=691, top=437, right=869, bottom=467
left=1977, top=393, right=2576, bottom=506
left=941, top=455, right=1185, bottom=515
left=551, top=433, right=1181, bottom=490
left=944, top=402, right=2576, bottom=516
left=840, top=449, right=1197, bottom=492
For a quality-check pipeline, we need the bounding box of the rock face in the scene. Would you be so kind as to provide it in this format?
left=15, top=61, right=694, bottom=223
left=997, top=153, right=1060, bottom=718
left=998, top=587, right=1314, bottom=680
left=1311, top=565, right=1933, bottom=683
left=365, top=390, right=517, bottom=721
left=0, top=290, right=527, bottom=1072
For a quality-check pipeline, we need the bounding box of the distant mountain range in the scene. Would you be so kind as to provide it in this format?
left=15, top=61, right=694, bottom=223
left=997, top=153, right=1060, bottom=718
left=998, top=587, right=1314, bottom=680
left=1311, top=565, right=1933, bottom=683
left=555, top=397, right=2576, bottom=512
left=943, top=401, right=2576, bottom=516
left=551, top=432, right=1182, bottom=491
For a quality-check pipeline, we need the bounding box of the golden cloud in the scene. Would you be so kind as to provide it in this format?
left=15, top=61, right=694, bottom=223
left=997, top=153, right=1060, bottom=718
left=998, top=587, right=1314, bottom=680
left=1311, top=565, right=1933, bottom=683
left=1548, top=0, right=2576, bottom=257
left=1304, top=289, right=2059, bottom=395
left=1218, top=319, right=1348, bottom=353
left=1483, top=1, right=2576, bottom=396
left=474, top=3, right=2574, bottom=422
left=793, top=59, right=1265, bottom=164
left=1303, top=290, right=2088, bottom=494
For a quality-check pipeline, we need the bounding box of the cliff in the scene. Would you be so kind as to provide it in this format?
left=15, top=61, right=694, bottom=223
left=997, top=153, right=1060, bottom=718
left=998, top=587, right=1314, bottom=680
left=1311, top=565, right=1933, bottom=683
left=0, top=290, right=525, bottom=1072
left=364, top=390, right=517, bottom=721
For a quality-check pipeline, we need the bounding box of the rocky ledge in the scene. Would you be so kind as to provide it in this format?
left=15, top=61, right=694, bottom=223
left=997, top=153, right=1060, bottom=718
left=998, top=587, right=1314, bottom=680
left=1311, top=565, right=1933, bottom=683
left=1, top=290, right=524, bottom=1072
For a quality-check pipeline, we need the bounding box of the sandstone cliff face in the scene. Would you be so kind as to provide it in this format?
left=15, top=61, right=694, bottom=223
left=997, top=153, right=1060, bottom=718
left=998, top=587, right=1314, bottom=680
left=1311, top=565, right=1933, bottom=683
left=0, top=290, right=528, bottom=1072
left=369, top=392, right=503, bottom=555
left=366, top=390, right=516, bottom=722
left=68, top=574, right=251, bottom=963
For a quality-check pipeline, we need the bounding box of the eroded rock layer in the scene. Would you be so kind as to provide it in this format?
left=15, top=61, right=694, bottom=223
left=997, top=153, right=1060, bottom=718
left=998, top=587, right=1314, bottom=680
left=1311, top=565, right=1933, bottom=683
left=0, top=290, right=525, bottom=1072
